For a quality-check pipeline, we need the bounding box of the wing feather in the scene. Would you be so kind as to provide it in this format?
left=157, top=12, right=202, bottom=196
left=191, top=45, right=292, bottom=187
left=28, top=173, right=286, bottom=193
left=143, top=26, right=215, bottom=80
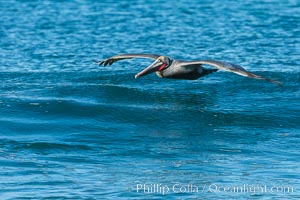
left=95, top=54, right=160, bottom=66
left=182, top=60, right=282, bottom=85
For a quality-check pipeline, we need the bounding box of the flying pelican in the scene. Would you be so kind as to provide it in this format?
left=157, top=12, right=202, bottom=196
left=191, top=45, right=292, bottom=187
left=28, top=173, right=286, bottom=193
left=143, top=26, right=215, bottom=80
left=95, top=54, right=281, bottom=85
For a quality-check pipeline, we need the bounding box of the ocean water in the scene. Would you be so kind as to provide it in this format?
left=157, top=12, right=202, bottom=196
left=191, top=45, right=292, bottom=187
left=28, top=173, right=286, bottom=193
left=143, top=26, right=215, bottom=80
left=0, top=0, right=299, bottom=199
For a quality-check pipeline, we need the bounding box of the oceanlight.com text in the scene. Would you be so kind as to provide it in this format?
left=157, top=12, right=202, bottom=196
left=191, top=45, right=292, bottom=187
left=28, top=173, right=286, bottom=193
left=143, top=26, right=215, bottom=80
left=135, top=183, right=294, bottom=195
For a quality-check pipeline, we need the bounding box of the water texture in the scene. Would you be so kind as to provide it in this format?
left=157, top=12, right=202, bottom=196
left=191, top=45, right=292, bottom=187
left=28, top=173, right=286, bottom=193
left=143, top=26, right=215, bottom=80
left=0, top=0, right=299, bottom=199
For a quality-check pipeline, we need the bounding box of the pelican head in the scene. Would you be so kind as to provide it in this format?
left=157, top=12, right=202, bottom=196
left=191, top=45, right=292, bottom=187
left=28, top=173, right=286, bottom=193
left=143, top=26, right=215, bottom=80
left=135, top=56, right=171, bottom=78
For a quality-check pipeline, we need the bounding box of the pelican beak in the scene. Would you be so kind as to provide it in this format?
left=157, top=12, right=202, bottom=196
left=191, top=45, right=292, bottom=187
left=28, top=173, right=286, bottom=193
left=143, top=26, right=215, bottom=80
left=135, top=59, right=164, bottom=79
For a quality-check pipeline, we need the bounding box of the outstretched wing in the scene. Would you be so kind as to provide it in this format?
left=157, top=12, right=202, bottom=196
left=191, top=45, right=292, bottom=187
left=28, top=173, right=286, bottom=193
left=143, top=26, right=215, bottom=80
left=95, top=54, right=161, bottom=66
left=182, top=60, right=282, bottom=85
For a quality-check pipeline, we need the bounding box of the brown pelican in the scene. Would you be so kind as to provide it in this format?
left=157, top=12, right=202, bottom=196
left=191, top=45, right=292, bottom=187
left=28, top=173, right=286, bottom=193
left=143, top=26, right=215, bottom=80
left=95, top=54, right=281, bottom=85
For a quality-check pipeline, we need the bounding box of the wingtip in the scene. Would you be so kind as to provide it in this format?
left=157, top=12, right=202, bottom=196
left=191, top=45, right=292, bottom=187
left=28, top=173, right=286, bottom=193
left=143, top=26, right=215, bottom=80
left=262, top=78, right=283, bottom=86
left=272, top=80, right=283, bottom=86
left=93, top=59, right=102, bottom=66
left=94, top=59, right=108, bottom=66
left=247, top=72, right=283, bottom=86
left=264, top=77, right=283, bottom=86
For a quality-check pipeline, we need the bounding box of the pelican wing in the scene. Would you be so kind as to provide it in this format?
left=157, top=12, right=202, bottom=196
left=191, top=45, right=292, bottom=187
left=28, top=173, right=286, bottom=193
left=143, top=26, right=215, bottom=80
left=182, top=60, right=282, bottom=85
left=95, top=54, right=160, bottom=66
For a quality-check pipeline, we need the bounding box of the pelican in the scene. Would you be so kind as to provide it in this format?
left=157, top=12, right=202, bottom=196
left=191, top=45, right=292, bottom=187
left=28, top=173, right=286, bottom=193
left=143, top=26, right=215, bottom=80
left=95, top=54, right=281, bottom=85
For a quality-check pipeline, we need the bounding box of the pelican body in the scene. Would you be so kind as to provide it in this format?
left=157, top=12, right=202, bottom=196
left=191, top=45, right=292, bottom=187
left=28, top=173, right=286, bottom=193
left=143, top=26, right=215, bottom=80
left=96, top=54, right=281, bottom=85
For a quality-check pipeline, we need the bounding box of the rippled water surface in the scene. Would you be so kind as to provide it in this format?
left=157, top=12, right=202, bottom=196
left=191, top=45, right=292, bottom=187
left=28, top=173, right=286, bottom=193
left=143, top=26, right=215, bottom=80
left=0, top=0, right=299, bottom=199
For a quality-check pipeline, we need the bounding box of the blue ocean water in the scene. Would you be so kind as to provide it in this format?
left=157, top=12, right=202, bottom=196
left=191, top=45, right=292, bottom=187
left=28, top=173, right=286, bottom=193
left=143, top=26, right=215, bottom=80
left=0, top=0, right=299, bottom=199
